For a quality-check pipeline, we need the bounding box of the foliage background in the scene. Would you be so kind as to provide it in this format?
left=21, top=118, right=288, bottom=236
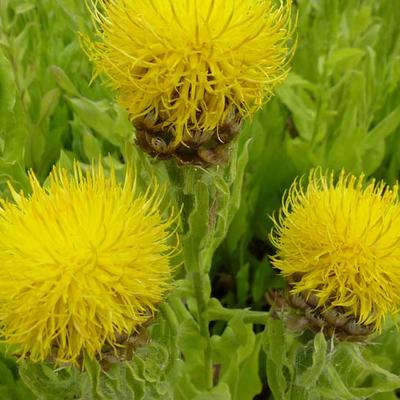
left=0, top=0, right=400, bottom=399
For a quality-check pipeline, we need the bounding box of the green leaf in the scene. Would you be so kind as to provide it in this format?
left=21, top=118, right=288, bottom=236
left=193, top=383, right=231, bottom=400
left=200, top=137, right=251, bottom=273
left=20, top=363, right=81, bottom=400
left=37, top=88, right=61, bottom=126
left=182, top=174, right=210, bottom=275
left=69, top=97, right=121, bottom=147
left=211, top=314, right=262, bottom=400
left=15, top=3, right=36, bottom=14
left=296, top=333, right=327, bottom=388
left=327, top=48, right=366, bottom=70
left=176, top=319, right=208, bottom=389
left=83, top=130, right=103, bottom=160
left=317, top=364, right=356, bottom=400
left=0, top=159, right=30, bottom=193
left=50, top=65, right=80, bottom=97
left=0, top=51, right=15, bottom=134
left=262, top=319, right=288, bottom=399
left=364, top=105, right=400, bottom=149
left=1, top=96, right=28, bottom=166
left=361, top=105, right=400, bottom=175
left=277, top=84, right=315, bottom=141
left=82, top=356, right=110, bottom=400
left=235, top=335, right=262, bottom=400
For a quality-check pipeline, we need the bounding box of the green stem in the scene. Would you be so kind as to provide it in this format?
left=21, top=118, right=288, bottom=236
left=207, top=305, right=269, bottom=325
left=160, top=302, right=179, bottom=336
left=177, top=166, right=214, bottom=389
left=192, top=271, right=213, bottom=388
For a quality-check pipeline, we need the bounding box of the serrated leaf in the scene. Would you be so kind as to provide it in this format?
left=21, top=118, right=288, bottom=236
left=200, top=137, right=251, bottom=273
left=296, top=333, right=327, bottom=388
left=182, top=176, right=209, bottom=272
left=318, top=364, right=356, bottom=400
left=235, top=335, right=262, bottom=400
left=263, top=319, right=288, bottom=399
left=176, top=319, right=208, bottom=389
left=82, top=356, right=109, bottom=400
left=20, top=363, right=81, bottom=400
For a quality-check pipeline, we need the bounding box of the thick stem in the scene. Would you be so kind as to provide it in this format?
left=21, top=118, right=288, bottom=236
left=171, top=165, right=214, bottom=389
left=191, top=271, right=213, bottom=389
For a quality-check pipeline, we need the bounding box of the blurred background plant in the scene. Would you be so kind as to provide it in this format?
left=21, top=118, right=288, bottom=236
left=0, top=0, right=400, bottom=399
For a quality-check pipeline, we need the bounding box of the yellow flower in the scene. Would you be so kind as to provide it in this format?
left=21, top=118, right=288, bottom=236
left=270, top=169, right=400, bottom=332
left=0, top=163, right=176, bottom=364
left=83, top=0, right=294, bottom=164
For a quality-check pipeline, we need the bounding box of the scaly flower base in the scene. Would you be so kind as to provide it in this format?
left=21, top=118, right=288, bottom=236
left=14, top=326, right=151, bottom=372
left=135, top=109, right=242, bottom=167
left=267, top=289, right=374, bottom=341
left=98, top=328, right=151, bottom=371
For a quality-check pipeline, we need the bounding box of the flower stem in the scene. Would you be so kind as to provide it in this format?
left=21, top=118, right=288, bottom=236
left=192, top=271, right=213, bottom=389
left=185, top=188, right=213, bottom=387
left=171, top=165, right=214, bottom=390
left=207, top=302, right=269, bottom=325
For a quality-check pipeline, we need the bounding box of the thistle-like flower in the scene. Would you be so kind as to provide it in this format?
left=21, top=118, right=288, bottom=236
left=270, top=169, right=400, bottom=334
left=83, top=0, right=294, bottom=165
left=0, top=163, right=175, bottom=364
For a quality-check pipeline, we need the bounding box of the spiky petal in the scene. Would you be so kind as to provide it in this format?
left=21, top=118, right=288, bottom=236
left=83, top=0, right=294, bottom=156
left=0, top=163, right=175, bottom=364
left=271, top=169, right=400, bottom=332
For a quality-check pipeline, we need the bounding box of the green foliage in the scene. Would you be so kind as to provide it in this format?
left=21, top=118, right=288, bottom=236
left=211, top=313, right=262, bottom=400
left=0, top=0, right=120, bottom=185
left=20, top=341, right=178, bottom=400
left=263, top=319, right=400, bottom=400
left=0, top=350, right=35, bottom=400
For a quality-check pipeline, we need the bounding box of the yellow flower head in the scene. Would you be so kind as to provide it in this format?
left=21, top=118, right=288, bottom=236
left=83, top=0, right=294, bottom=164
left=270, top=169, right=400, bottom=332
left=0, top=163, right=175, bottom=364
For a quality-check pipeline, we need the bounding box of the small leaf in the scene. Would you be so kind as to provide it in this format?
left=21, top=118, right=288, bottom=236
left=176, top=319, right=208, bottom=389
left=317, top=364, right=356, bottom=400
left=327, top=48, right=366, bottom=69
left=69, top=97, right=121, bottom=147
left=0, top=51, right=16, bottom=133
left=235, top=335, right=262, bottom=400
left=50, top=66, right=79, bottom=97
left=15, top=3, right=36, bottom=13
left=37, top=88, right=61, bottom=126
left=296, top=333, right=327, bottom=388
left=262, top=319, right=288, bottom=399
left=364, top=105, right=400, bottom=149
left=83, top=130, right=103, bottom=160
left=193, top=383, right=231, bottom=400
